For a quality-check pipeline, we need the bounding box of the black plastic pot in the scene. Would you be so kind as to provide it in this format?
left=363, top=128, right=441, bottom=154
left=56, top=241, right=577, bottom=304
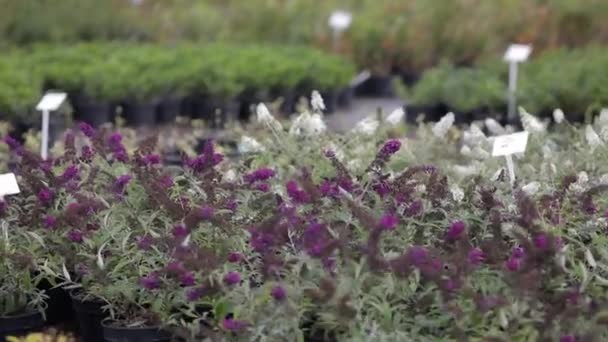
left=0, top=311, right=44, bottom=338
left=355, top=75, right=394, bottom=97
left=337, top=87, right=354, bottom=108
left=102, top=322, right=172, bottom=342
left=37, top=278, right=75, bottom=328
left=157, top=97, right=182, bottom=124
left=320, top=90, right=339, bottom=114
left=405, top=103, right=449, bottom=123
left=70, top=292, right=107, bottom=342
left=199, top=98, right=240, bottom=129
left=122, top=100, right=158, bottom=127
left=71, top=96, right=114, bottom=127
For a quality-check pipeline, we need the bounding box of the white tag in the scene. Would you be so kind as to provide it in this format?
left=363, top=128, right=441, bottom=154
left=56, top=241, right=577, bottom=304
left=328, top=10, right=353, bottom=31
left=492, top=131, right=529, bottom=157
left=503, top=44, right=532, bottom=63
left=0, top=173, right=20, bottom=196
left=36, top=92, right=67, bottom=111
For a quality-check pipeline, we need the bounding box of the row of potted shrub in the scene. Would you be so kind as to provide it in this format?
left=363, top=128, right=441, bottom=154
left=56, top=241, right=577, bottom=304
left=2, top=96, right=608, bottom=340
left=0, top=43, right=355, bottom=127
left=406, top=46, right=608, bottom=124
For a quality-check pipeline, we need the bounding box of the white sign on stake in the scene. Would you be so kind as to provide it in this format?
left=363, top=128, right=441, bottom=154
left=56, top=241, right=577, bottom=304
left=503, top=44, right=532, bottom=63
left=328, top=10, right=352, bottom=32
left=0, top=173, right=20, bottom=197
left=504, top=44, right=532, bottom=122
left=492, top=131, right=529, bottom=187
left=36, top=91, right=67, bottom=160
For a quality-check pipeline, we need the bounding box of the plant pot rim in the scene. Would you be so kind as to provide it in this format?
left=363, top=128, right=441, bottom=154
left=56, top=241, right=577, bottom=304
left=101, top=320, right=166, bottom=331
left=0, top=309, right=42, bottom=320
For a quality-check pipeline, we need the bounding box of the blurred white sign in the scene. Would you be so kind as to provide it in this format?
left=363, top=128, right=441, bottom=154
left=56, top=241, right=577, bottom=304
left=329, top=10, right=352, bottom=32
left=492, top=131, right=529, bottom=156
left=0, top=173, right=20, bottom=196
left=36, top=91, right=67, bottom=111
left=503, top=44, right=532, bottom=63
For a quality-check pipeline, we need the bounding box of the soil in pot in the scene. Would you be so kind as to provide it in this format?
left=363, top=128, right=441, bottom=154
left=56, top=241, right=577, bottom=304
left=157, top=96, right=182, bottom=124
left=71, top=95, right=115, bottom=127
left=0, top=311, right=44, bottom=339
left=122, top=100, right=159, bottom=127
left=102, top=321, right=172, bottom=342
left=70, top=292, right=107, bottom=342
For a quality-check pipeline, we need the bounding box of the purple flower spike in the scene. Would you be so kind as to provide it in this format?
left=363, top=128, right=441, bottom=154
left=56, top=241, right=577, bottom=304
left=405, top=200, right=424, bottom=217
left=223, top=271, right=241, bottom=286
left=137, top=235, right=153, bottom=250
left=81, top=146, right=94, bottom=161
left=256, top=183, right=270, bottom=192
left=379, top=139, right=401, bottom=159
left=245, top=168, right=275, bottom=183
left=446, top=220, right=466, bottom=241
left=200, top=206, right=214, bottom=220
left=37, top=188, right=54, bottom=205
left=286, top=180, right=310, bottom=204
left=108, top=133, right=123, bottom=150
left=172, top=224, right=188, bottom=238
left=271, top=285, right=287, bottom=301
left=505, top=257, right=521, bottom=272
left=511, top=247, right=525, bottom=258
left=186, top=287, right=204, bottom=302
left=140, top=273, right=160, bottom=290
left=378, top=214, right=398, bottom=230
left=113, top=149, right=128, bottom=163
left=142, top=154, right=161, bottom=166
left=228, top=252, right=242, bottom=263
left=222, top=317, right=248, bottom=331
left=533, top=233, right=549, bottom=250
left=61, top=165, right=79, bottom=182
left=67, top=229, right=84, bottom=243
left=113, top=175, right=132, bottom=194
left=468, top=248, right=485, bottom=265
left=407, top=246, right=428, bottom=266
left=79, top=122, right=96, bottom=138
left=180, top=272, right=196, bottom=287
left=159, top=175, right=173, bottom=188
left=4, top=135, right=21, bottom=151
left=560, top=335, right=576, bottom=342
left=43, top=215, right=57, bottom=230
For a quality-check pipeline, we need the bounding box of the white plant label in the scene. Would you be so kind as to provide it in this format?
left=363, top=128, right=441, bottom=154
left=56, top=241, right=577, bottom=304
left=503, top=44, right=532, bottom=63
left=328, top=10, right=353, bottom=32
left=36, top=91, right=67, bottom=111
left=0, top=173, right=20, bottom=196
left=492, top=131, right=529, bottom=157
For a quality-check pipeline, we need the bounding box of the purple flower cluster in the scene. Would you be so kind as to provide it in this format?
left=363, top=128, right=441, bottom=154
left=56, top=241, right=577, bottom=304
left=244, top=168, right=275, bottom=183
left=446, top=220, right=466, bottom=241
left=200, top=206, right=214, bottom=220
left=286, top=180, right=310, bottom=204
left=81, top=146, right=94, bottom=161
left=67, top=229, right=84, bottom=243
left=79, top=122, right=96, bottom=138
left=378, top=213, right=398, bottom=230
left=222, top=317, right=248, bottom=331
left=159, top=175, right=174, bottom=188
left=223, top=271, right=241, bottom=286
left=187, top=140, right=223, bottom=173
left=256, top=183, right=270, bottom=192
left=378, top=139, right=401, bottom=160
left=43, top=215, right=57, bottom=230
left=271, top=285, right=287, bottom=301
left=172, top=224, right=188, bottom=238
left=61, top=165, right=79, bottom=182
left=107, top=133, right=128, bottom=162
left=140, top=273, right=160, bottom=290
left=405, top=200, right=424, bottom=217
left=137, top=235, right=153, bottom=250
left=468, top=247, right=485, bottom=265
left=113, top=175, right=132, bottom=195
left=506, top=247, right=525, bottom=272
left=228, top=252, right=242, bottom=263
left=37, top=188, right=54, bottom=206
left=141, top=154, right=161, bottom=166
left=4, top=135, right=22, bottom=154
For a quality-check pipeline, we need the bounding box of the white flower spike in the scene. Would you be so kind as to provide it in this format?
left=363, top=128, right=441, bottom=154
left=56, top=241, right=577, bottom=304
left=256, top=103, right=283, bottom=131
left=432, top=112, right=455, bottom=138
left=352, top=117, right=379, bottom=135
left=484, top=118, right=506, bottom=135
left=585, top=125, right=603, bottom=148
left=553, top=108, right=565, bottom=124
left=238, top=136, right=265, bottom=153
left=385, top=107, right=405, bottom=125
left=311, top=90, right=326, bottom=112
left=519, top=107, right=547, bottom=133
left=289, top=112, right=327, bottom=136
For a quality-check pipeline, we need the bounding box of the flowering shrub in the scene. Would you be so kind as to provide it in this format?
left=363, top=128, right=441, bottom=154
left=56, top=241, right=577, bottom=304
left=3, top=95, right=608, bottom=341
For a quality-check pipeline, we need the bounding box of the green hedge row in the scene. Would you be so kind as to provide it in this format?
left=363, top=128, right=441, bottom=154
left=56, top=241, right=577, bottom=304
left=409, top=47, right=608, bottom=117
left=0, top=43, right=355, bottom=120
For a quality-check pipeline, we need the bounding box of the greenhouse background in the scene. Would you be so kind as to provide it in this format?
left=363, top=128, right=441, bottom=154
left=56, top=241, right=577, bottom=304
left=1, top=1, right=608, bottom=341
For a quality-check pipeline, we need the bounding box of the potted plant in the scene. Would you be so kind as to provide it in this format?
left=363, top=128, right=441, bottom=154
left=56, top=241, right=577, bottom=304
left=0, top=196, right=47, bottom=338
